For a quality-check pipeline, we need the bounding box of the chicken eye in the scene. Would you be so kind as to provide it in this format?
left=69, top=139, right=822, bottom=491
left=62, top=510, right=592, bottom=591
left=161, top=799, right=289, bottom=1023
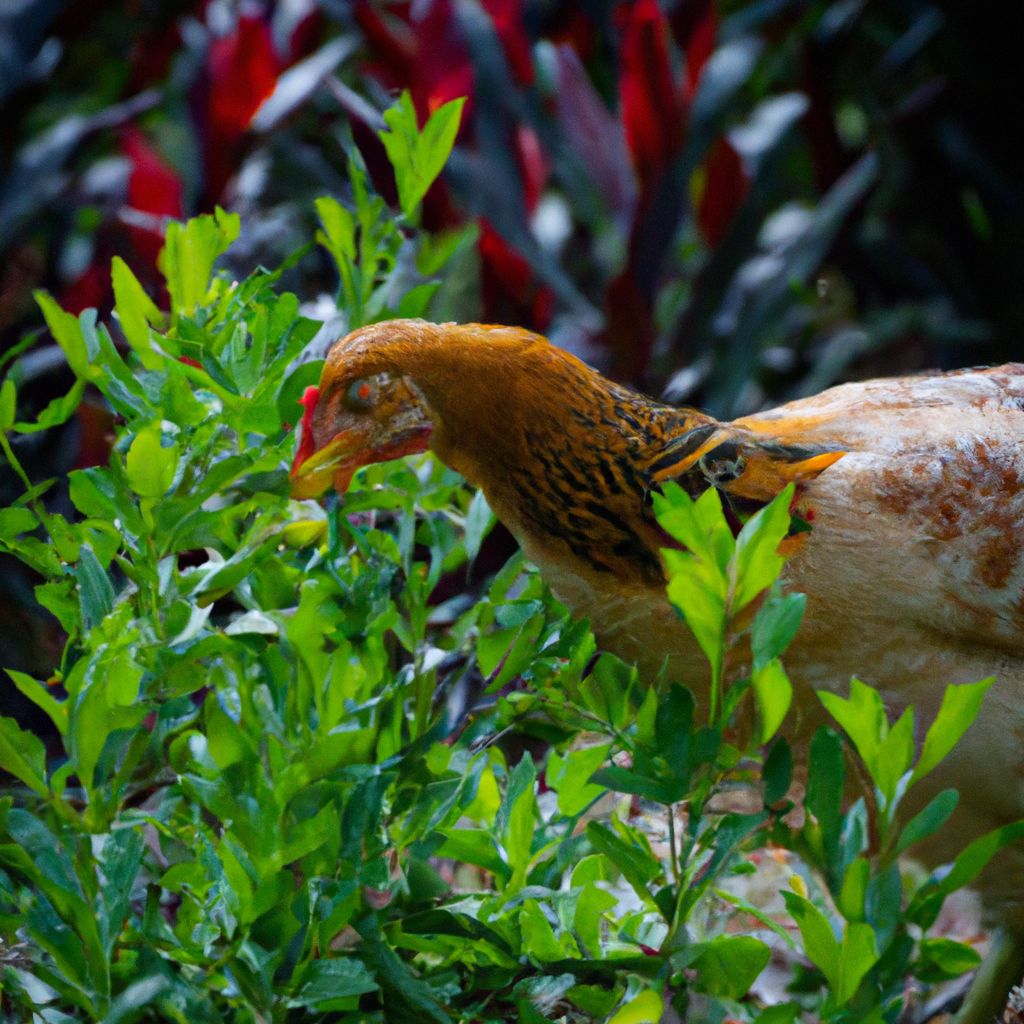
left=344, top=378, right=376, bottom=412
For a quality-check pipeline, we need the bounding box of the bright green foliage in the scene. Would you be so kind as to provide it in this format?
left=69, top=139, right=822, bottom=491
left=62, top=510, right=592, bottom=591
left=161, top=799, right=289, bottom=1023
left=0, top=94, right=1008, bottom=1022
left=378, top=91, right=466, bottom=220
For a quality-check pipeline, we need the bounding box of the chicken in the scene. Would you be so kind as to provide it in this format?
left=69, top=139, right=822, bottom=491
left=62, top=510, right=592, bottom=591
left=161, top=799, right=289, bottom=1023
left=291, top=318, right=1024, bottom=1015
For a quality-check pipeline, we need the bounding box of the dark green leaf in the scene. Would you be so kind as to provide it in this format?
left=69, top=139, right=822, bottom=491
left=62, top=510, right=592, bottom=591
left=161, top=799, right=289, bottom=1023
left=76, top=543, right=115, bottom=630
left=690, top=935, right=771, bottom=998
left=288, top=958, right=379, bottom=1009
left=0, top=715, right=49, bottom=795
left=895, top=789, right=959, bottom=858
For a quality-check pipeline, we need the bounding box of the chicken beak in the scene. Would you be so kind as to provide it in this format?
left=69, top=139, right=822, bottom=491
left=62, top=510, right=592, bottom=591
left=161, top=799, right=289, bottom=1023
left=289, top=432, right=361, bottom=499
left=290, top=423, right=435, bottom=500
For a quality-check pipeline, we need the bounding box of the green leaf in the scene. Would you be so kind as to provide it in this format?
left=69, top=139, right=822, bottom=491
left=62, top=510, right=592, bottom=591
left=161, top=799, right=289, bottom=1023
left=751, top=657, right=792, bottom=744
left=607, top=988, right=663, bottom=1024
left=76, top=543, right=115, bottom=630
left=378, top=92, right=466, bottom=219
left=585, top=822, right=661, bottom=905
left=499, top=753, right=537, bottom=887
left=751, top=588, right=805, bottom=669
left=655, top=683, right=693, bottom=773
left=910, top=677, right=995, bottom=785
left=654, top=482, right=733, bottom=571
left=805, top=726, right=844, bottom=863
left=34, top=291, right=93, bottom=379
left=463, top=488, right=495, bottom=563
left=13, top=379, right=86, bottom=433
left=158, top=207, right=240, bottom=318
left=126, top=424, right=179, bottom=499
left=921, top=820, right=1024, bottom=905
left=914, top=937, right=982, bottom=982
left=435, top=828, right=509, bottom=882
left=762, top=737, right=792, bottom=806
left=782, top=890, right=840, bottom=990
left=712, top=887, right=797, bottom=948
left=874, top=706, right=915, bottom=805
left=0, top=506, right=36, bottom=538
left=732, top=484, right=794, bottom=609
left=519, top=899, right=575, bottom=961
left=753, top=1006, right=800, bottom=1024
left=315, top=195, right=357, bottom=276
left=36, top=578, right=80, bottom=634
left=837, top=921, right=879, bottom=1003
left=111, top=256, right=164, bottom=369
left=0, top=378, right=15, bottom=430
left=547, top=743, right=611, bottom=816
left=589, top=763, right=688, bottom=805
left=357, top=932, right=454, bottom=1024
left=894, top=789, right=959, bottom=858
left=690, top=935, right=771, bottom=998
left=6, top=669, right=67, bottom=735
left=837, top=856, right=870, bottom=922
left=664, top=547, right=726, bottom=676
left=0, top=715, right=49, bottom=795
left=288, top=958, right=379, bottom=1009
left=818, top=678, right=886, bottom=781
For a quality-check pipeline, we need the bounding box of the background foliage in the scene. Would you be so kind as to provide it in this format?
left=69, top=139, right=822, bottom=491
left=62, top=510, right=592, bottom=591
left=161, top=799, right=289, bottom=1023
left=1, top=1, right=1021, bottom=1020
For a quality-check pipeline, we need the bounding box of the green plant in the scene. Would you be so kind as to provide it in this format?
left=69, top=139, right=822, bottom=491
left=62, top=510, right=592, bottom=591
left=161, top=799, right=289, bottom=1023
left=0, top=96, right=1015, bottom=1023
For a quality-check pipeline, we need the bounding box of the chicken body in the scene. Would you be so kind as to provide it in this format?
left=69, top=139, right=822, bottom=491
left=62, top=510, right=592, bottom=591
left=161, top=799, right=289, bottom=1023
left=293, top=319, right=1024, bottom=921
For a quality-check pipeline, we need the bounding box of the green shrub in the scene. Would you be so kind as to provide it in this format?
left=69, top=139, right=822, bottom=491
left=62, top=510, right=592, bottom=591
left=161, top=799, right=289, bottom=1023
left=0, top=94, right=1014, bottom=1023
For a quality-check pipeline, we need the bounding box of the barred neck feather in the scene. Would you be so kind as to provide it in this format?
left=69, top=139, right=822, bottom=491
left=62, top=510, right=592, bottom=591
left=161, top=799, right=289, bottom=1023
left=324, top=319, right=713, bottom=582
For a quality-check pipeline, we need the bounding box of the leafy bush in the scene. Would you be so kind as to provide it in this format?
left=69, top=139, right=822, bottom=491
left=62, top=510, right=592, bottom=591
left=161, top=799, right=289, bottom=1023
left=0, top=94, right=1015, bottom=1023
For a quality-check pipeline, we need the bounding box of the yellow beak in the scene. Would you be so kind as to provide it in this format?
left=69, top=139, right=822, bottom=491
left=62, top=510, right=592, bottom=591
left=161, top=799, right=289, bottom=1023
left=289, top=433, right=360, bottom=499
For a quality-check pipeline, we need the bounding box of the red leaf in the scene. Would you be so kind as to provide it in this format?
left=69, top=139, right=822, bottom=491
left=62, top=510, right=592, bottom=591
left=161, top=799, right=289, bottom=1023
left=356, top=0, right=473, bottom=119
left=683, top=2, right=717, bottom=101
left=122, top=127, right=183, bottom=269
left=481, top=0, right=534, bottom=85
left=123, top=128, right=183, bottom=219
left=290, top=385, right=321, bottom=476
left=478, top=220, right=553, bottom=330
left=208, top=15, right=280, bottom=140
left=206, top=14, right=280, bottom=198
left=618, top=0, right=686, bottom=189
left=697, top=137, right=748, bottom=247
left=516, top=124, right=548, bottom=213
left=60, top=264, right=111, bottom=316
left=603, top=268, right=655, bottom=382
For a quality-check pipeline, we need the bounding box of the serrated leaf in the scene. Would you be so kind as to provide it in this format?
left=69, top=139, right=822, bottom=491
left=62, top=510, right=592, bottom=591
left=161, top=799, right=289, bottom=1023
left=158, top=207, right=240, bottom=318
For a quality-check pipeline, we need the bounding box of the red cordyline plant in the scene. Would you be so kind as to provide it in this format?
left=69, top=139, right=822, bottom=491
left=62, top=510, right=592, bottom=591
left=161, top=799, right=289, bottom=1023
left=350, top=0, right=749, bottom=384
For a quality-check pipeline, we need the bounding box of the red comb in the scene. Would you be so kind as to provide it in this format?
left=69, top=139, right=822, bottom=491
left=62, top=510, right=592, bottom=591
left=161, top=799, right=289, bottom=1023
left=290, top=385, right=320, bottom=477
